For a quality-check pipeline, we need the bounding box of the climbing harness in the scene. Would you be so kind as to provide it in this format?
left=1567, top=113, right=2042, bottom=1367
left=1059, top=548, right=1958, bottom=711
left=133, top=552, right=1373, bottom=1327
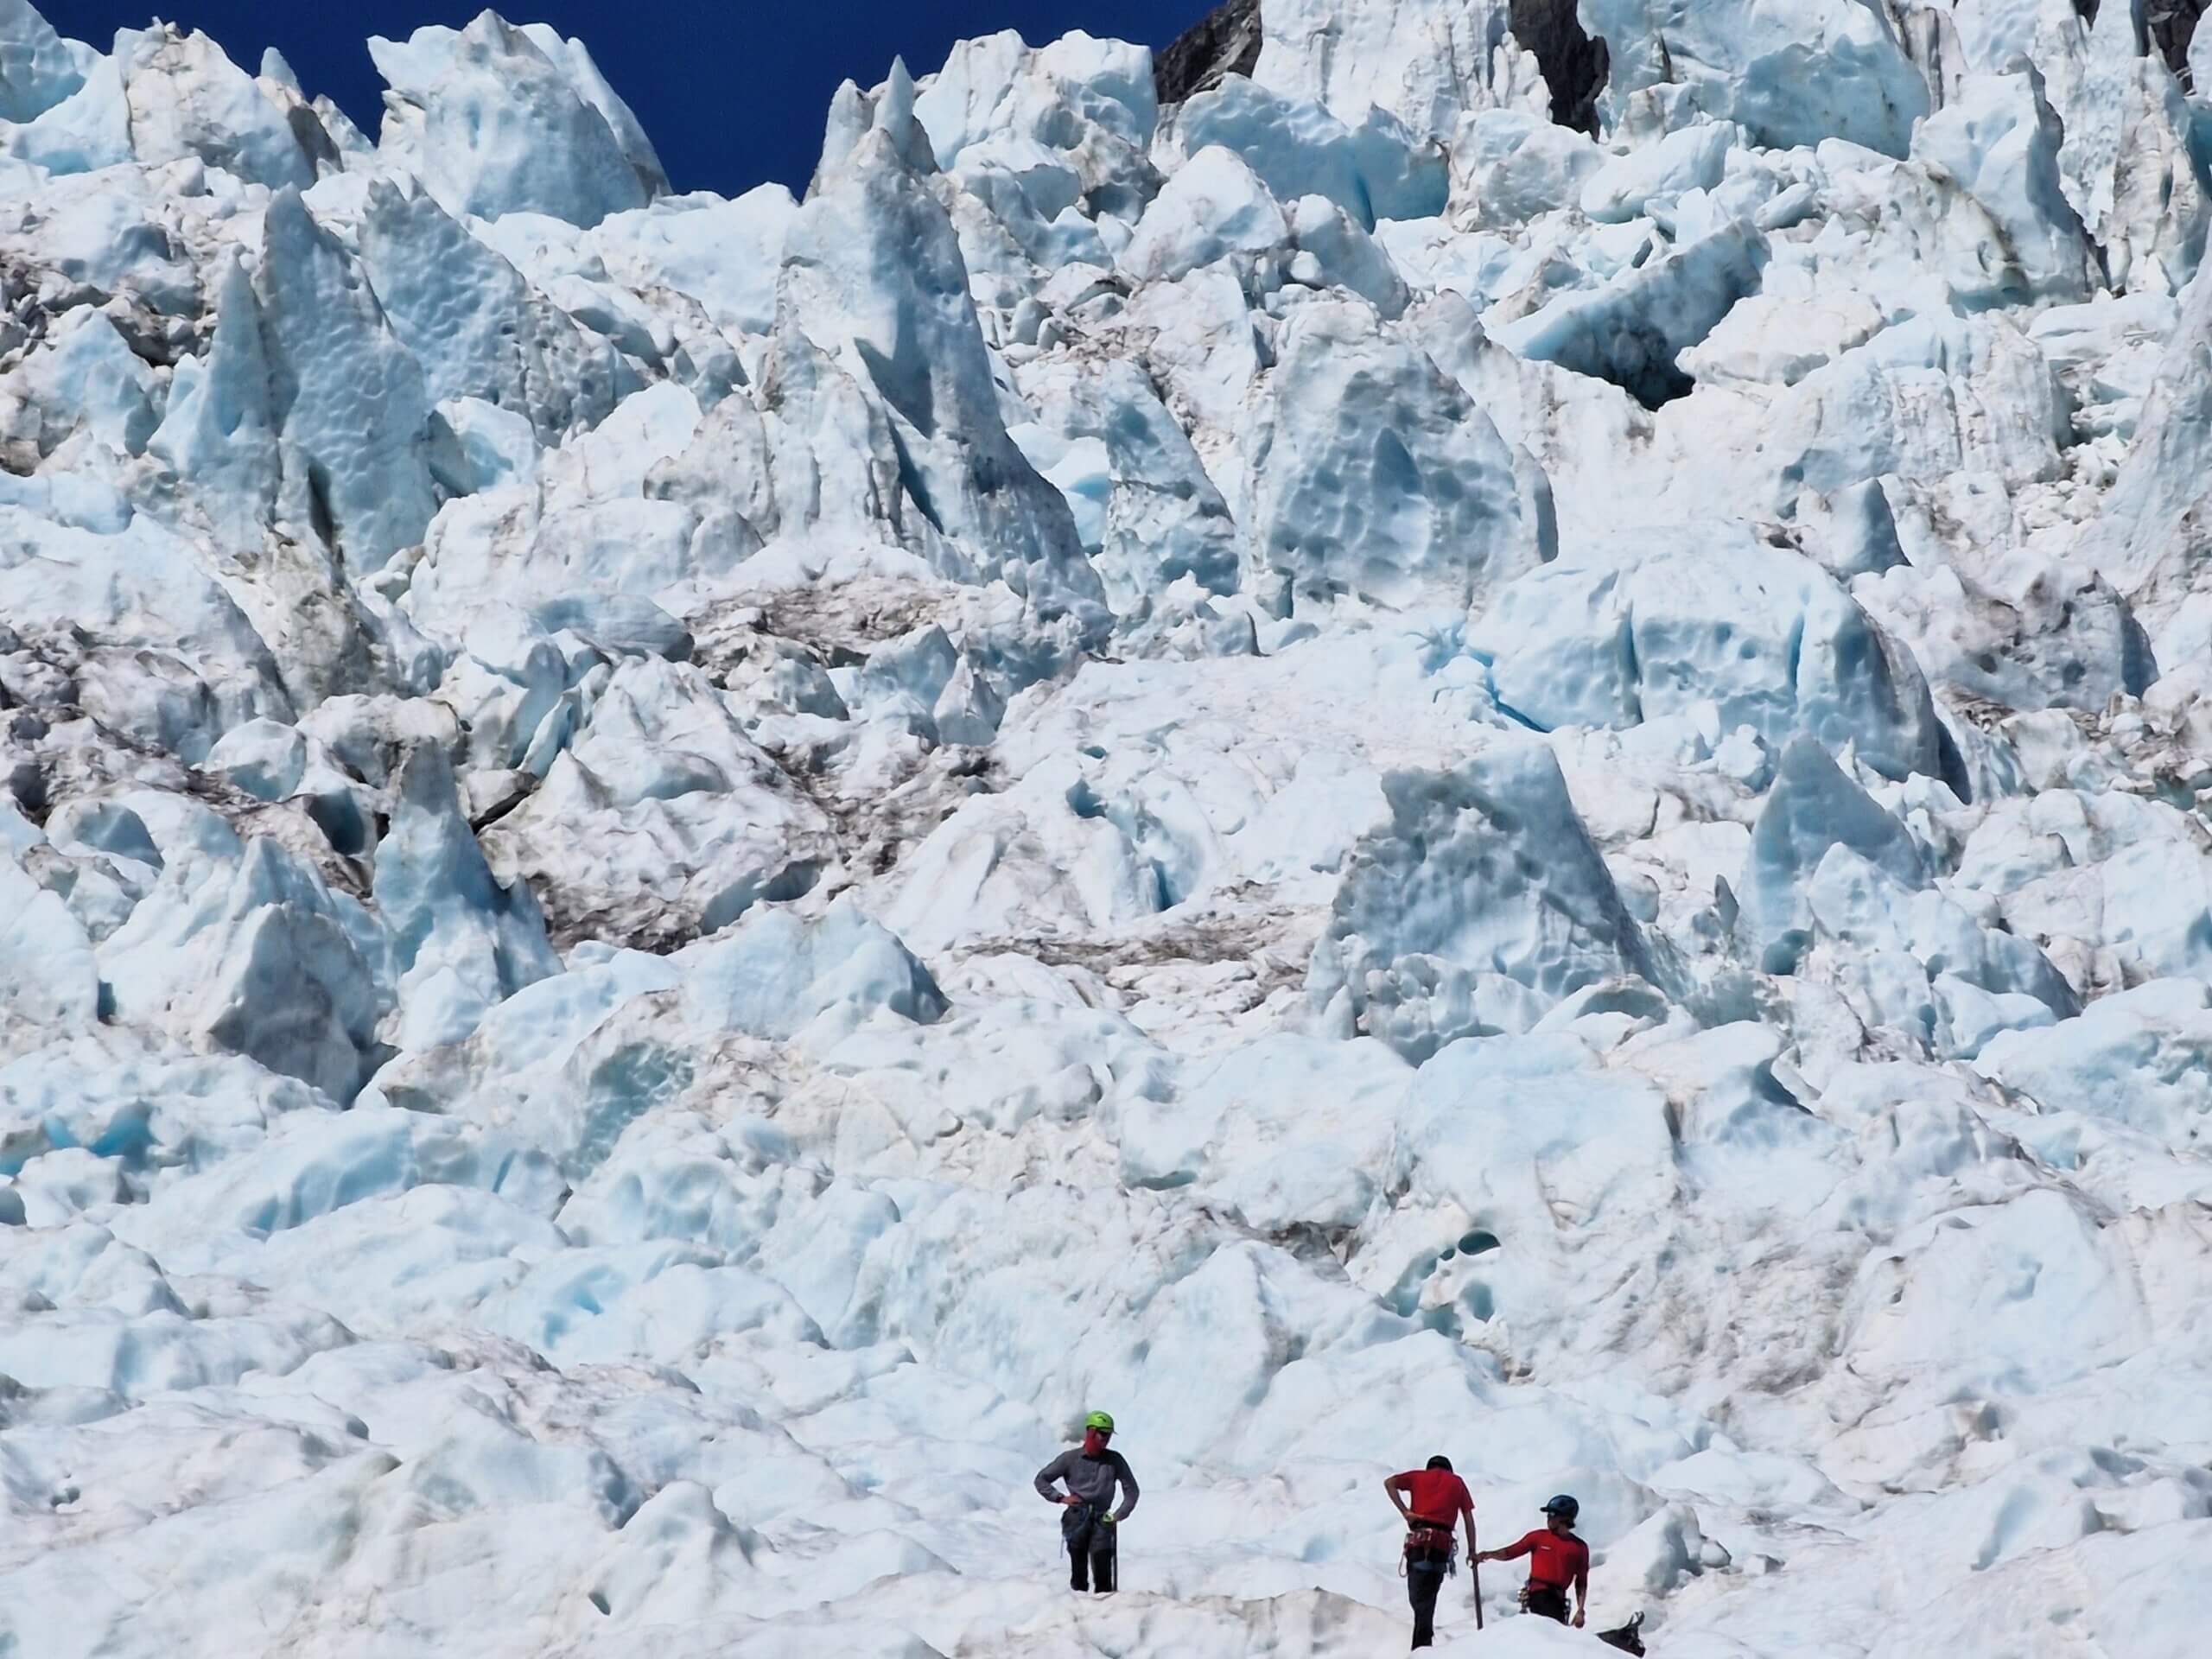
left=1401, top=1522, right=1459, bottom=1577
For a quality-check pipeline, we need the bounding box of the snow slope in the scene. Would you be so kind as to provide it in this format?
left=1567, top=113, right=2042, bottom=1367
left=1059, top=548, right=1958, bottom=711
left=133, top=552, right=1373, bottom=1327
left=3, top=3, right=2212, bottom=1655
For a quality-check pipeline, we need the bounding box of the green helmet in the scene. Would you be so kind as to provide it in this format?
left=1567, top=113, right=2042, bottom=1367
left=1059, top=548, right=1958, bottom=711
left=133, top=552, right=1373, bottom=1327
left=1084, top=1410, right=1116, bottom=1433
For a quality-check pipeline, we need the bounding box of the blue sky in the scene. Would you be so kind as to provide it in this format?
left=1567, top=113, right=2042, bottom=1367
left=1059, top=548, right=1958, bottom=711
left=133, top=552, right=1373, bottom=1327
left=44, top=0, right=1206, bottom=193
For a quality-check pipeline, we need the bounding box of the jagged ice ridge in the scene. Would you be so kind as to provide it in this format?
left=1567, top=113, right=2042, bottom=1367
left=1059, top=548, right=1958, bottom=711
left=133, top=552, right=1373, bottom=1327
left=2, top=0, right=2212, bottom=1653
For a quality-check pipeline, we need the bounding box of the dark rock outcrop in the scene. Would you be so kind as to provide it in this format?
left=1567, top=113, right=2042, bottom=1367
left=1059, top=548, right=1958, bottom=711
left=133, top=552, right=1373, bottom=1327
left=2147, top=0, right=2204, bottom=81
left=1509, top=0, right=1610, bottom=135
left=1154, top=0, right=1262, bottom=106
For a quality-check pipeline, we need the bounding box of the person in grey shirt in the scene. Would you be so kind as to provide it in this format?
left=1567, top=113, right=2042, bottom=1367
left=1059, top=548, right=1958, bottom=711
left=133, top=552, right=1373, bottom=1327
left=1034, top=1409, right=1140, bottom=1592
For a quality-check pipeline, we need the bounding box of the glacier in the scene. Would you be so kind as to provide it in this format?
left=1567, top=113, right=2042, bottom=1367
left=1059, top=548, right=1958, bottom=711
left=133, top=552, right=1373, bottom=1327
left=2, top=0, right=2212, bottom=1654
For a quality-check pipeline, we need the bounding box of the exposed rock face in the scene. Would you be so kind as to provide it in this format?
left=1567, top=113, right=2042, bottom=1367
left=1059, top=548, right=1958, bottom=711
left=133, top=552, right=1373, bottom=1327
left=1510, top=0, right=1611, bottom=133
left=2148, top=0, right=2204, bottom=77
left=1154, top=0, right=1263, bottom=105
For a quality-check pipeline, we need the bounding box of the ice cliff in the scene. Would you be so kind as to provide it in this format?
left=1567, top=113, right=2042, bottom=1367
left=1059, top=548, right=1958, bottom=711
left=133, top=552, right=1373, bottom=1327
left=3, top=1, right=2212, bottom=1654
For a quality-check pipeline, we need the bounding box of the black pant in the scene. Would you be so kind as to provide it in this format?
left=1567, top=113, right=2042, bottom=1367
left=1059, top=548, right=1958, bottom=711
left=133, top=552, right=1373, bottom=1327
left=1406, top=1546, right=1450, bottom=1647
left=1065, top=1504, right=1117, bottom=1592
left=1071, top=1535, right=1116, bottom=1592
left=1526, top=1584, right=1569, bottom=1623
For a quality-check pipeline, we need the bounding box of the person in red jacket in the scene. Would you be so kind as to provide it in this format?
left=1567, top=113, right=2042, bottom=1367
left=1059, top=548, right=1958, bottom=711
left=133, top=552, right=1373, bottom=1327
left=1478, top=1493, right=1590, bottom=1627
left=1382, top=1455, right=1478, bottom=1649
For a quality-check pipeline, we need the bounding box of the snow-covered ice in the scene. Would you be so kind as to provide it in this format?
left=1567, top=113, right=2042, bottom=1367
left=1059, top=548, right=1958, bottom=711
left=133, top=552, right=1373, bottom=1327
left=3, top=1, right=2212, bottom=1655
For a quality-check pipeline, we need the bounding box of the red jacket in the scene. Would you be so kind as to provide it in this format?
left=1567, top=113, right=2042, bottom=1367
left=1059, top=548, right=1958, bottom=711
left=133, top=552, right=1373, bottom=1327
left=1495, top=1527, right=1589, bottom=1590
left=1395, top=1468, right=1473, bottom=1526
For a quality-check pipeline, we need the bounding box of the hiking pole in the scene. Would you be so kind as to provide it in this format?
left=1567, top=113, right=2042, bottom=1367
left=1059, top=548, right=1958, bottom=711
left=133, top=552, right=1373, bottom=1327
left=1471, top=1521, right=1483, bottom=1630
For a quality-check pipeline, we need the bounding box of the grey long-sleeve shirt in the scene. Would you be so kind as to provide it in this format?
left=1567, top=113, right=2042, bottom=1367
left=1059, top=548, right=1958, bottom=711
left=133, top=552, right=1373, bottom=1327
left=1034, top=1446, right=1140, bottom=1521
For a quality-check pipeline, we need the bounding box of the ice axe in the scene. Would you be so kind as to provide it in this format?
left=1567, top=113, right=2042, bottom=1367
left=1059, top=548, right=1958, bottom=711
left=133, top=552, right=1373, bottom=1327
left=1470, top=1520, right=1484, bottom=1630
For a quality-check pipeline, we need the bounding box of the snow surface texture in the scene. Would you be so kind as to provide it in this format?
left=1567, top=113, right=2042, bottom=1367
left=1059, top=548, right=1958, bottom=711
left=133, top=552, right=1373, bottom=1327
left=3, top=2, right=2212, bottom=1655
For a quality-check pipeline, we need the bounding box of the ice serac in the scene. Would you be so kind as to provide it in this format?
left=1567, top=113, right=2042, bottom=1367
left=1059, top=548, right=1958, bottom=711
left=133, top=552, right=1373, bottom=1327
left=368, top=11, right=652, bottom=227
left=0, top=505, right=290, bottom=760
left=588, top=185, right=796, bottom=339
left=115, top=24, right=316, bottom=188
left=1975, top=978, right=2212, bottom=1153
left=1255, top=0, right=1548, bottom=140
left=1493, top=217, right=1767, bottom=406
left=2059, top=0, right=2210, bottom=296
left=480, top=658, right=838, bottom=950
left=1910, top=69, right=2098, bottom=304
left=1248, top=299, right=1548, bottom=611
left=148, top=257, right=278, bottom=549
left=2086, top=248, right=2212, bottom=640
left=1119, top=143, right=1292, bottom=283
left=1954, top=786, right=2212, bottom=988
left=1449, top=107, right=1602, bottom=224
left=1756, top=313, right=2072, bottom=510
left=2, top=307, right=157, bottom=459
left=99, top=830, right=387, bottom=1103
left=1736, top=734, right=1927, bottom=972
left=357, top=181, right=625, bottom=446
left=0, top=848, right=99, bottom=1039
left=515, top=20, right=668, bottom=197
left=1799, top=841, right=2081, bottom=1056
left=1475, top=524, right=1942, bottom=779
left=911, top=29, right=1160, bottom=228
left=0, top=33, right=128, bottom=175
left=1164, top=76, right=1447, bottom=228
left=745, top=321, right=913, bottom=546
left=1859, top=559, right=2155, bottom=715
left=374, top=747, right=559, bottom=1053
left=1308, top=741, right=1656, bottom=1058
left=678, top=896, right=946, bottom=1045
left=779, top=126, right=1108, bottom=637
left=1579, top=118, right=1731, bottom=223
left=254, top=189, right=437, bottom=575
left=1010, top=357, right=1242, bottom=610
left=1581, top=0, right=1930, bottom=154
left=0, top=0, right=86, bottom=124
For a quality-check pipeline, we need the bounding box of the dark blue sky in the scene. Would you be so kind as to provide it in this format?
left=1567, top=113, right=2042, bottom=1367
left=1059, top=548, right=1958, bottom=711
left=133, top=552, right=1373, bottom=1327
left=45, top=0, right=1207, bottom=194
